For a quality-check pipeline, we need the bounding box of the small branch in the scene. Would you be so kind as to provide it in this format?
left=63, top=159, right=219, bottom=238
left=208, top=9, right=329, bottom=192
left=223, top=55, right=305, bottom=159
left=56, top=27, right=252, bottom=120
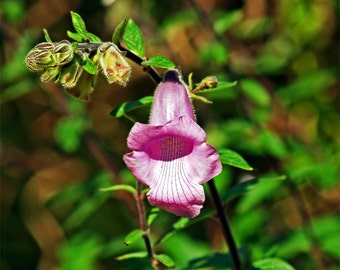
left=208, top=179, right=242, bottom=270
left=135, top=182, right=160, bottom=269
left=76, top=42, right=162, bottom=84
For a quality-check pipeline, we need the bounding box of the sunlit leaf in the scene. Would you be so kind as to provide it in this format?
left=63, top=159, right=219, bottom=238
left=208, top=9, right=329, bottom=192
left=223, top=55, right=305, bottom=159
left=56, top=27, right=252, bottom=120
left=70, top=11, right=88, bottom=40
left=43, top=28, right=52, bottom=42
left=147, top=207, right=161, bottom=226
left=47, top=172, right=112, bottom=231
left=124, top=229, right=143, bottom=246
left=218, top=148, right=253, bottom=170
left=57, top=232, right=103, bottom=270
left=54, top=116, right=89, bottom=153
left=82, top=57, right=97, bottom=75
left=142, top=55, right=175, bottom=69
left=87, top=33, right=101, bottom=42
left=112, top=19, right=128, bottom=44
left=67, top=31, right=83, bottom=42
left=154, top=208, right=213, bottom=245
left=236, top=175, right=286, bottom=213
left=123, top=19, right=145, bottom=57
left=213, top=10, right=242, bottom=34
left=110, top=96, right=153, bottom=118
left=154, top=254, right=175, bottom=268
left=240, top=78, right=271, bottom=107
left=187, top=252, right=233, bottom=269
left=252, top=258, right=295, bottom=270
left=115, top=251, right=148, bottom=260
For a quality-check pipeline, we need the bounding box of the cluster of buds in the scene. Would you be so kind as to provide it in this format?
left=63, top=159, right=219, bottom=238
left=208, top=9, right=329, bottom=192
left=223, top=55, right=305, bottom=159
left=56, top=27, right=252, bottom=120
left=25, top=40, right=132, bottom=100
left=25, top=40, right=74, bottom=83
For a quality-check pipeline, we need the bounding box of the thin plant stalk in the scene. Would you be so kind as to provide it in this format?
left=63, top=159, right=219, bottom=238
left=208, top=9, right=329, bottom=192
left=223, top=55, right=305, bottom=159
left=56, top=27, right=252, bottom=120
left=208, top=179, right=242, bottom=270
left=135, top=182, right=160, bottom=270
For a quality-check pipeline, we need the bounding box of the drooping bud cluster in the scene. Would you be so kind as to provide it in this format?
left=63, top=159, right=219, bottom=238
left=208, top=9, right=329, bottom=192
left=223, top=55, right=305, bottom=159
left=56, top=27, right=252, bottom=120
left=25, top=41, right=74, bottom=83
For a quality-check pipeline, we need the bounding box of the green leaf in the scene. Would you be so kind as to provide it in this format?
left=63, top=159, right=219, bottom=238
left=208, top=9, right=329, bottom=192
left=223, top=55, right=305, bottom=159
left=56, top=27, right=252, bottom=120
left=147, top=207, right=161, bottom=226
left=223, top=175, right=286, bottom=203
left=260, top=130, right=287, bottom=158
left=87, top=33, right=101, bottom=42
left=115, top=251, right=148, bottom=261
left=154, top=254, right=175, bottom=268
left=43, top=28, right=52, bottom=42
left=100, top=184, right=136, bottom=194
left=222, top=179, right=259, bottom=202
left=155, top=208, right=213, bottom=245
left=47, top=172, right=112, bottom=231
left=200, top=41, right=228, bottom=66
left=82, top=57, right=97, bottom=75
left=123, top=19, right=145, bottom=57
left=213, top=10, right=242, bottom=35
left=54, top=116, right=89, bottom=153
left=124, top=229, right=143, bottom=246
left=142, top=55, right=175, bottom=69
left=252, top=258, right=295, bottom=270
left=70, top=11, right=88, bottom=40
left=240, top=78, right=271, bottom=107
left=197, top=81, right=237, bottom=94
left=236, top=175, right=286, bottom=213
left=67, top=31, right=83, bottom=42
left=110, top=96, right=153, bottom=118
left=218, top=148, right=253, bottom=170
left=112, top=19, right=128, bottom=44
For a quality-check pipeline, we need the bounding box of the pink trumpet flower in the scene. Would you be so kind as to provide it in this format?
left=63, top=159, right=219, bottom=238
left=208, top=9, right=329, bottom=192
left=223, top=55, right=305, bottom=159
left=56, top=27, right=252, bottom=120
left=123, top=70, right=222, bottom=218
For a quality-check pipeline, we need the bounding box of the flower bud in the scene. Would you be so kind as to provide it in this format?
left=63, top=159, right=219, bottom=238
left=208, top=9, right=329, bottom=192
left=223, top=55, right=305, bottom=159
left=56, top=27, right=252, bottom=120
left=53, top=40, right=74, bottom=66
left=25, top=41, right=74, bottom=72
left=98, top=43, right=131, bottom=86
left=25, top=42, right=54, bottom=72
left=40, top=67, right=60, bottom=83
left=59, top=60, right=83, bottom=89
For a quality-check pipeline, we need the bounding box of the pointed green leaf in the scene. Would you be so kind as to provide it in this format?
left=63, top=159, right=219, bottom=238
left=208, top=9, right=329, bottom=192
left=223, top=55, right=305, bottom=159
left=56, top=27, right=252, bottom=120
left=218, top=148, right=253, bottom=170
left=252, top=258, right=295, bottom=270
left=240, top=78, right=271, bottom=107
left=154, top=254, right=175, bottom=268
left=82, top=57, right=97, bottom=75
left=115, top=251, right=148, bottom=261
left=67, top=31, right=83, bottom=42
left=198, top=81, right=237, bottom=93
left=100, top=184, right=136, bottom=194
left=142, top=55, right=175, bottom=69
left=123, top=19, right=145, bottom=57
left=124, top=229, right=143, bottom=246
left=70, top=11, right=88, bottom=40
left=43, top=29, right=52, bottom=42
left=147, top=207, right=161, bottom=226
left=112, top=19, right=128, bottom=44
left=110, top=96, right=153, bottom=118
left=87, top=33, right=101, bottom=42
left=155, top=208, right=213, bottom=245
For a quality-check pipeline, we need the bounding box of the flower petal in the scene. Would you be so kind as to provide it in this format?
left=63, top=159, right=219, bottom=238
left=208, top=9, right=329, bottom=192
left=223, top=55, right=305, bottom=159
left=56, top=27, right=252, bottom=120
left=123, top=116, right=222, bottom=217
left=127, top=115, right=206, bottom=151
left=149, top=70, right=195, bottom=125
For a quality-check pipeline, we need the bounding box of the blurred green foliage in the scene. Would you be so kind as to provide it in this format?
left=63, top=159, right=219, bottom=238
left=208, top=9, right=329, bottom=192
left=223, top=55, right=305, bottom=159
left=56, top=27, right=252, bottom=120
left=1, top=0, right=339, bottom=270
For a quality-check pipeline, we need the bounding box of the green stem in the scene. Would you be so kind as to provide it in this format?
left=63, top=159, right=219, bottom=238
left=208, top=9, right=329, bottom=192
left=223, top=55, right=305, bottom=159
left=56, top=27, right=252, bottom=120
left=135, top=182, right=159, bottom=269
left=208, top=179, right=242, bottom=270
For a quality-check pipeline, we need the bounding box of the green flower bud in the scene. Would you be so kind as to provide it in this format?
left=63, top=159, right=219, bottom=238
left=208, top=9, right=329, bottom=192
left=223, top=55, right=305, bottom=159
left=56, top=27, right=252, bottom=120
left=98, top=43, right=131, bottom=86
left=25, top=42, right=54, bottom=72
left=25, top=40, right=74, bottom=73
left=40, top=67, right=60, bottom=83
left=53, top=40, right=74, bottom=66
